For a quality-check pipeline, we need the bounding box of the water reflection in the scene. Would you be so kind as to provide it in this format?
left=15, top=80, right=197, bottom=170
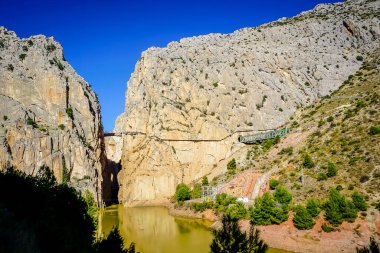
left=99, top=205, right=213, bottom=253
left=98, top=205, right=292, bottom=253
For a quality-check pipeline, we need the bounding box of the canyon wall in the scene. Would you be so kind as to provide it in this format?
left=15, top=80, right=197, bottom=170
left=115, top=0, right=380, bottom=205
left=0, top=27, right=109, bottom=203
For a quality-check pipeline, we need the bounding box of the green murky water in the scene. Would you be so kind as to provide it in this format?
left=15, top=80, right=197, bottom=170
left=98, top=205, right=290, bottom=253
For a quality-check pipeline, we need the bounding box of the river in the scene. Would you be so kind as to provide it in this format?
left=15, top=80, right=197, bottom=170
left=98, top=205, right=291, bottom=253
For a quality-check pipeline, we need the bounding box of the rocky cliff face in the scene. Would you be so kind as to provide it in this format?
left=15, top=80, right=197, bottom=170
left=115, top=0, right=380, bottom=205
left=0, top=27, right=108, bottom=203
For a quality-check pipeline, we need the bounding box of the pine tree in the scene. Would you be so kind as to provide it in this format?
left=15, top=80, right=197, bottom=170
left=293, top=205, right=315, bottom=230
left=210, top=215, right=268, bottom=253
left=352, top=191, right=367, bottom=211
left=306, top=198, right=320, bottom=217
left=250, top=192, right=276, bottom=225
left=325, top=188, right=358, bottom=225
left=273, top=185, right=292, bottom=205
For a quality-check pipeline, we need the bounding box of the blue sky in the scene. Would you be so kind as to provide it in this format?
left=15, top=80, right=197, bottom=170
left=2, top=0, right=340, bottom=131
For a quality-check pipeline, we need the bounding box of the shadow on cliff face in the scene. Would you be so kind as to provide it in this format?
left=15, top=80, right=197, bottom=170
left=104, top=159, right=121, bottom=206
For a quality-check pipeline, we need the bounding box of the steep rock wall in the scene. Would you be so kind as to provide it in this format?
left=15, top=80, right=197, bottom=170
left=116, top=0, right=380, bottom=204
left=0, top=27, right=109, bottom=203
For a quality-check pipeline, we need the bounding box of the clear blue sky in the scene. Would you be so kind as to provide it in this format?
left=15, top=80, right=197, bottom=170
left=2, top=0, right=340, bottom=131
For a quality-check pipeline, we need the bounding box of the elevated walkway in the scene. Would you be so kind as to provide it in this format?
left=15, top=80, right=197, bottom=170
left=238, top=128, right=290, bottom=144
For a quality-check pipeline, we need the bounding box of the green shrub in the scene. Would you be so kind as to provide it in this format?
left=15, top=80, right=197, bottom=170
left=302, top=153, right=314, bottom=168
left=175, top=183, right=191, bottom=202
left=19, top=53, right=27, bottom=61
left=326, top=162, right=337, bottom=177
left=7, top=64, right=14, bottom=71
left=324, top=188, right=357, bottom=225
left=293, top=205, right=315, bottom=230
left=356, top=55, right=364, bottom=61
left=269, top=179, right=279, bottom=190
left=27, top=40, right=33, bottom=46
left=369, top=126, right=380, bottom=135
left=213, top=193, right=237, bottom=213
left=227, top=158, right=236, bottom=175
left=327, top=116, right=334, bottom=122
left=321, top=223, right=334, bottom=233
left=46, top=44, right=56, bottom=52
left=58, top=124, right=65, bottom=130
left=352, top=192, right=367, bottom=211
left=3, top=115, right=8, bottom=121
left=191, top=184, right=202, bottom=199
left=190, top=201, right=213, bottom=212
left=274, top=185, right=292, bottom=205
left=26, top=117, right=37, bottom=128
left=66, top=107, right=74, bottom=119
left=360, top=175, right=370, bottom=183
left=279, top=147, right=293, bottom=155
left=306, top=198, right=320, bottom=217
left=202, top=176, right=209, bottom=186
left=225, top=202, right=248, bottom=220
left=318, top=173, right=328, bottom=181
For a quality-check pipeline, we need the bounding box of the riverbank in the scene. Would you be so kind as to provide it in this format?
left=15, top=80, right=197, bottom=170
left=165, top=202, right=380, bottom=253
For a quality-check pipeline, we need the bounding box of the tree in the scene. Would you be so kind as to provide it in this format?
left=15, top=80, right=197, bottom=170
left=175, top=183, right=191, bottom=202
left=202, top=176, right=209, bottom=186
left=274, top=185, right=292, bottom=205
left=227, top=158, right=237, bottom=175
left=250, top=192, right=276, bottom=225
left=356, top=237, right=379, bottom=253
left=302, top=153, right=314, bottom=168
left=352, top=192, right=367, bottom=211
left=269, top=179, right=279, bottom=190
left=191, top=184, right=202, bottom=199
left=250, top=192, right=288, bottom=225
left=226, top=203, right=247, bottom=220
left=326, top=162, right=337, bottom=177
left=306, top=198, right=320, bottom=217
left=95, top=227, right=136, bottom=253
left=210, top=215, right=267, bottom=253
left=325, top=188, right=357, bottom=225
left=293, top=205, right=315, bottom=230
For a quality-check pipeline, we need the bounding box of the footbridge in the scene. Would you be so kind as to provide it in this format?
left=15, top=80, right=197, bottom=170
left=104, top=128, right=290, bottom=144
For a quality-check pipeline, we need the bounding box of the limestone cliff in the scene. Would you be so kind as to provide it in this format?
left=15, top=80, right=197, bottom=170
left=115, top=0, right=380, bottom=204
left=0, top=27, right=108, bottom=203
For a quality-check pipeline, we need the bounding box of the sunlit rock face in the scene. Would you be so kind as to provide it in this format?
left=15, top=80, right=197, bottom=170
left=0, top=26, right=109, bottom=203
left=114, top=0, right=380, bottom=205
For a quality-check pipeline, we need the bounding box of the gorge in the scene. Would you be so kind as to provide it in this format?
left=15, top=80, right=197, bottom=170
left=1, top=0, right=380, bottom=252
